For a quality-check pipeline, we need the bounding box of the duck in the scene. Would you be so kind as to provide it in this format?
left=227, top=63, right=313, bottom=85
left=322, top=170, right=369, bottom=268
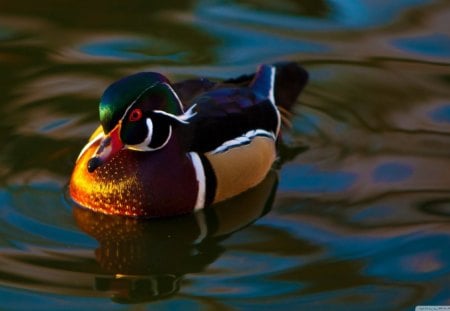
left=69, top=62, right=308, bottom=218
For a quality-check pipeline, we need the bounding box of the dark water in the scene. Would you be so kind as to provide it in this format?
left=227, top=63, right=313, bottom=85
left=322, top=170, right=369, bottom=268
left=1, top=0, right=449, bottom=310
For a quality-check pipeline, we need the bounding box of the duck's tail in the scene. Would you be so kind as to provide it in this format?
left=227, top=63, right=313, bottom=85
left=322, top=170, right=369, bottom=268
left=273, top=62, right=309, bottom=112
left=250, top=62, right=309, bottom=112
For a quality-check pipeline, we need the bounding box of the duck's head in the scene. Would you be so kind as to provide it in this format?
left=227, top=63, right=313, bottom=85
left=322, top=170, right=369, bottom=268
left=87, top=72, right=191, bottom=173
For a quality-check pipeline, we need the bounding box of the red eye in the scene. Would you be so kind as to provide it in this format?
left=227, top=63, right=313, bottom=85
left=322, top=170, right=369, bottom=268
left=129, top=108, right=143, bottom=122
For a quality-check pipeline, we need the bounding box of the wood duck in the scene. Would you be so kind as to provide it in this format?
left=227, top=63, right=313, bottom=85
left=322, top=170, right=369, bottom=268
left=69, top=62, right=308, bottom=218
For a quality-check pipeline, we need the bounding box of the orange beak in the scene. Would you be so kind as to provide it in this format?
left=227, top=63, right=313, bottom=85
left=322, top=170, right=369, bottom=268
left=87, top=124, right=124, bottom=173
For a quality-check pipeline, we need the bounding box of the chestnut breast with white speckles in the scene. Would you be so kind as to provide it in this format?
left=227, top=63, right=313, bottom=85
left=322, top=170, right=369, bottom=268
left=69, top=137, right=199, bottom=218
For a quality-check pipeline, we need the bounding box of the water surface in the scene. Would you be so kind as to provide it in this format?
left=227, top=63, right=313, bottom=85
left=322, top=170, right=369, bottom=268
left=0, top=0, right=449, bottom=310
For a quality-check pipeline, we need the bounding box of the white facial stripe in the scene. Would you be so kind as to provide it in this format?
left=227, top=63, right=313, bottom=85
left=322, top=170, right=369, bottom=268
left=126, top=118, right=153, bottom=151
left=178, top=104, right=198, bottom=121
left=153, top=110, right=192, bottom=124
left=189, top=152, right=206, bottom=211
left=162, top=82, right=184, bottom=112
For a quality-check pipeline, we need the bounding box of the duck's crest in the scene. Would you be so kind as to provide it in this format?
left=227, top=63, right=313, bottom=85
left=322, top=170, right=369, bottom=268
left=140, top=82, right=184, bottom=115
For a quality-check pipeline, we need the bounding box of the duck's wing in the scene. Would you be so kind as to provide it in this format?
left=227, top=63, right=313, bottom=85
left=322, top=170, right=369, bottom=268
left=183, top=87, right=279, bottom=153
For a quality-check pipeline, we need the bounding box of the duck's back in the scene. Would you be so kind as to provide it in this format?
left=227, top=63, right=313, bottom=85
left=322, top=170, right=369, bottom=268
left=184, top=87, right=279, bottom=153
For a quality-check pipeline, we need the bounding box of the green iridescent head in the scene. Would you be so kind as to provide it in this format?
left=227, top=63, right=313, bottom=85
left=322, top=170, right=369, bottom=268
left=88, top=72, right=190, bottom=172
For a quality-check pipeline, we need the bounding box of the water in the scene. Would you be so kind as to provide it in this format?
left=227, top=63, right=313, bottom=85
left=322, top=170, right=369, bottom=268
left=0, top=0, right=449, bottom=310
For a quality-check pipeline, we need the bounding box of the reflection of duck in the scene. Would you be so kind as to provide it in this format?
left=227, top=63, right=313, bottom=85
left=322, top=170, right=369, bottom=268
left=73, top=170, right=278, bottom=303
left=70, top=63, right=308, bottom=217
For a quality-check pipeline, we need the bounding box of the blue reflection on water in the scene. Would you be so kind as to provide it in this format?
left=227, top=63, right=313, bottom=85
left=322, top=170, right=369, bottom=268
left=186, top=249, right=304, bottom=300
left=213, top=32, right=324, bottom=65
left=151, top=299, right=202, bottom=311
left=258, top=215, right=412, bottom=260
left=0, top=287, right=123, bottom=311
left=394, top=33, right=450, bottom=59
left=365, top=234, right=450, bottom=281
left=0, top=186, right=95, bottom=248
left=429, top=104, right=450, bottom=124
left=193, top=19, right=325, bottom=65
left=279, top=164, right=357, bottom=193
left=373, top=162, right=413, bottom=183
left=192, top=275, right=300, bottom=299
left=194, top=2, right=328, bottom=65
left=226, top=284, right=414, bottom=311
left=197, top=0, right=433, bottom=31
left=293, top=113, right=320, bottom=135
left=330, top=0, right=433, bottom=29
left=350, top=204, right=393, bottom=223
left=38, top=118, right=72, bottom=133
left=79, top=37, right=184, bottom=62
left=4, top=209, right=93, bottom=247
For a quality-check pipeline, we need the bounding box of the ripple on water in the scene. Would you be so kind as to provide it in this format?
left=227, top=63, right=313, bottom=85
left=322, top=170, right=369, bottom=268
left=0, top=184, right=94, bottom=248
left=0, top=183, right=104, bottom=300
left=195, top=0, right=435, bottom=31
left=0, top=0, right=450, bottom=309
left=56, top=35, right=188, bottom=64
left=393, top=33, right=450, bottom=60
left=429, top=103, right=450, bottom=124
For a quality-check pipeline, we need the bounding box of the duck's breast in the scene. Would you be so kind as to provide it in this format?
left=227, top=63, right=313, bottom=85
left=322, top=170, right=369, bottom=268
left=70, top=135, right=199, bottom=218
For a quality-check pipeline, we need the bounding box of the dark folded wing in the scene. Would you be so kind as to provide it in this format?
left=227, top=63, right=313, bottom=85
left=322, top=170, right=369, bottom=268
left=185, top=87, right=279, bottom=153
